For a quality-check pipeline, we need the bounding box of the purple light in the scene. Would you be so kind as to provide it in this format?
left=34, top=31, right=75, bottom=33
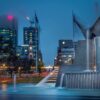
left=7, top=15, right=13, bottom=21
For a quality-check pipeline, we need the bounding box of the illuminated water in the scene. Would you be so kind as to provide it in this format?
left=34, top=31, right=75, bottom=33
left=13, top=74, right=16, bottom=90
left=60, top=73, right=65, bottom=87
left=0, top=83, right=100, bottom=100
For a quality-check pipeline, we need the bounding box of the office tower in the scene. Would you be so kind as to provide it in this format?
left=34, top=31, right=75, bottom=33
left=0, top=15, right=18, bottom=59
left=23, top=14, right=43, bottom=71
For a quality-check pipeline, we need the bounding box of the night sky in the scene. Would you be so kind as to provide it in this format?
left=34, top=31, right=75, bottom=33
left=0, top=0, right=100, bottom=66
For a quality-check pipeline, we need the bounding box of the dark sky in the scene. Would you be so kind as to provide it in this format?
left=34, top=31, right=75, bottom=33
left=0, top=0, right=100, bottom=66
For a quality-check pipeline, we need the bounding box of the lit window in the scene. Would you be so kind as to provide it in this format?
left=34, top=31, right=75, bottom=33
left=29, top=47, right=32, bottom=50
left=68, top=55, right=72, bottom=57
left=25, top=49, right=27, bottom=52
left=65, top=60, right=68, bottom=63
left=62, top=55, right=66, bottom=57
left=3, top=29, right=5, bottom=31
left=39, top=58, right=41, bottom=61
left=62, top=41, right=65, bottom=45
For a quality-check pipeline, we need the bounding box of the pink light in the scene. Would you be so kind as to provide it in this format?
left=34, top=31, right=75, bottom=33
left=7, top=15, right=13, bottom=21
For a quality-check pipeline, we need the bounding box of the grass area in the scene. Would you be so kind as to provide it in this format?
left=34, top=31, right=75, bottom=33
left=17, top=76, right=44, bottom=84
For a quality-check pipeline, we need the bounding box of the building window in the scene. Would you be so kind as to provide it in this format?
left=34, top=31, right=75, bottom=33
left=62, top=41, right=65, bottom=45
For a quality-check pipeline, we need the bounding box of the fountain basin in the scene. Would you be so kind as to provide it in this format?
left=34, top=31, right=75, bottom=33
left=56, top=65, right=100, bottom=89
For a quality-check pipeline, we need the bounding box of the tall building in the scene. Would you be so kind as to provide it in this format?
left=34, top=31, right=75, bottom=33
left=0, top=15, right=18, bottom=30
left=23, top=14, right=43, bottom=70
left=55, top=40, right=75, bottom=66
left=23, top=26, right=39, bottom=59
left=23, top=27, right=39, bottom=45
left=0, top=15, right=18, bottom=60
left=23, top=27, right=39, bottom=60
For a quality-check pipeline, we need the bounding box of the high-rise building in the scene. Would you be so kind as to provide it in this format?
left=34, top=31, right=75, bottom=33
left=23, top=27, right=39, bottom=60
left=0, top=15, right=18, bottom=30
left=0, top=15, right=18, bottom=59
left=23, top=14, right=43, bottom=71
left=23, top=27, right=38, bottom=45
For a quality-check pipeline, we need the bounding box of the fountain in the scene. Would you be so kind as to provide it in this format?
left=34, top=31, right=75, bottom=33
left=95, top=37, right=100, bottom=71
left=36, top=70, right=55, bottom=87
left=13, top=74, right=16, bottom=90
left=64, top=29, right=97, bottom=89
left=59, top=73, right=65, bottom=87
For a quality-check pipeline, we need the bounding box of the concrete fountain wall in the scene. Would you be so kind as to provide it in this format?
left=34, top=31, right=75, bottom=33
left=56, top=36, right=100, bottom=89
left=62, top=72, right=100, bottom=89
left=74, top=40, right=95, bottom=70
left=56, top=66, right=100, bottom=89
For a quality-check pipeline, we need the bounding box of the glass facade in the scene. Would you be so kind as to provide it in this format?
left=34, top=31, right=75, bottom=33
left=0, top=15, right=18, bottom=59
left=23, top=27, right=39, bottom=65
left=0, top=28, right=17, bottom=57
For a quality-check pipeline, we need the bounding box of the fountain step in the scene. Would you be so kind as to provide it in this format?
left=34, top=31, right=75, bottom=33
left=46, top=81, right=57, bottom=83
left=37, top=66, right=59, bottom=86
left=49, top=77, right=57, bottom=79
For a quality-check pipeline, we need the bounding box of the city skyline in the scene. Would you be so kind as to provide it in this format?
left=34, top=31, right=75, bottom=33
left=0, top=0, right=100, bottom=65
